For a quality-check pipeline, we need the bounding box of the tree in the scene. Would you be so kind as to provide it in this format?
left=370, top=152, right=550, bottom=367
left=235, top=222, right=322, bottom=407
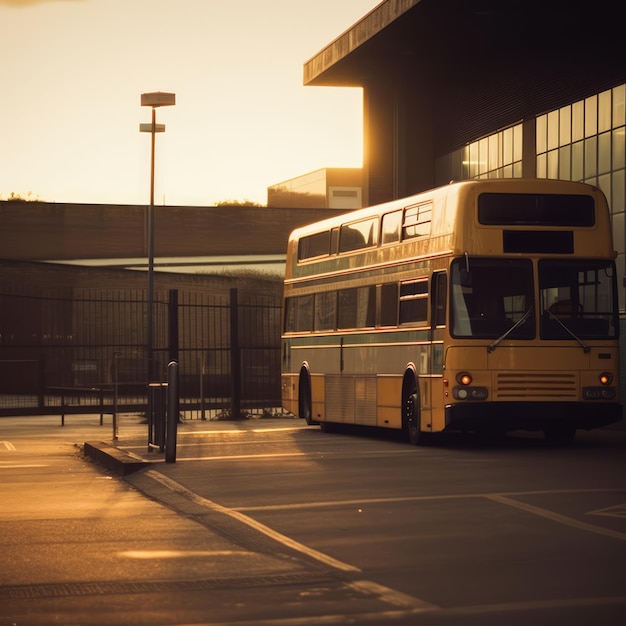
left=0, top=191, right=41, bottom=202
left=214, top=199, right=265, bottom=207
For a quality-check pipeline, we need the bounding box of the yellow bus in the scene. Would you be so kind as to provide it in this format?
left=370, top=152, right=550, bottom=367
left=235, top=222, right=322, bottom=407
left=281, top=179, right=622, bottom=444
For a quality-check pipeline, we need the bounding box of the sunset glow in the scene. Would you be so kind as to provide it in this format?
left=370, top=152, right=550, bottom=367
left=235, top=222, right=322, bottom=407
left=0, top=0, right=378, bottom=206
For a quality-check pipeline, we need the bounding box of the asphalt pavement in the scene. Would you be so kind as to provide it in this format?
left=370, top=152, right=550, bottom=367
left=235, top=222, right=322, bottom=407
left=2, top=412, right=625, bottom=626
left=1, top=413, right=354, bottom=626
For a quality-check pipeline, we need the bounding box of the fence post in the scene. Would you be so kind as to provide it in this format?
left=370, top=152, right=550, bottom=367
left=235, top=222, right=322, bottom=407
left=230, top=288, right=241, bottom=419
left=199, top=352, right=206, bottom=421
left=165, top=360, right=178, bottom=463
left=38, top=356, right=45, bottom=409
left=111, top=352, right=119, bottom=439
left=168, top=289, right=179, bottom=362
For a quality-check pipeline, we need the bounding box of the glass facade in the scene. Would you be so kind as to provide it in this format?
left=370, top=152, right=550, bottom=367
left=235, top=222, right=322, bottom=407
left=536, top=84, right=626, bottom=310
left=437, top=124, right=523, bottom=182
left=437, top=83, right=626, bottom=313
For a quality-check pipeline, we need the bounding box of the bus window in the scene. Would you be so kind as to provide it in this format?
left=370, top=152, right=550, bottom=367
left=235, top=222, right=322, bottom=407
left=433, top=272, right=447, bottom=327
left=380, top=283, right=399, bottom=326
left=451, top=258, right=534, bottom=339
left=540, top=259, right=617, bottom=339
left=339, top=217, right=378, bottom=253
left=314, top=291, right=337, bottom=331
left=478, top=192, right=595, bottom=226
left=399, top=280, right=429, bottom=325
left=330, top=227, right=340, bottom=255
left=284, top=294, right=314, bottom=332
left=338, top=286, right=376, bottom=329
left=299, top=231, right=330, bottom=261
left=381, top=210, right=402, bottom=244
left=403, top=203, right=432, bottom=240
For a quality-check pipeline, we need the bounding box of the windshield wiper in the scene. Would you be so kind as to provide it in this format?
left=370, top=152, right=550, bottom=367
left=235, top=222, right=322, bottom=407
left=544, top=307, right=590, bottom=353
left=487, top=305, right=534, bottom=353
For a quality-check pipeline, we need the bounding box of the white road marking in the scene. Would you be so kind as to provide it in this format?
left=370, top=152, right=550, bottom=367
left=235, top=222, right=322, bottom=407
left=588, top=503, right=626, bottom=519
left=0, top=441, right=16, bottom=451
left=145, top=469, right=360, bottom=573
left=235, top=488, right=625, bottom=512
left=232, top=488, right=626, bottom=542
left=144, top=469, right=441, bottom=616
left=166, top=452, right=311, bottom=462
left=485, top=493, right=626, bottom=541
left=141, top=472, right=626, bottom=620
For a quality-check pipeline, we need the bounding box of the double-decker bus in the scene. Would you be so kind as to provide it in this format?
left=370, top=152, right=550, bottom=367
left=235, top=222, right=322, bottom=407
left=281, top=179, right=622, bottom=444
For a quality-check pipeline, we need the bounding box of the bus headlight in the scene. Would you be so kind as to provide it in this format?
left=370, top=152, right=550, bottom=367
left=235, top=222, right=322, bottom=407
left=456, top=372, right=472, bottom=386
left=599, top=372, right=613, bottom=385
left=452, top=372, right=487, bottom=400
left=583, top=373, right=616, bottom=400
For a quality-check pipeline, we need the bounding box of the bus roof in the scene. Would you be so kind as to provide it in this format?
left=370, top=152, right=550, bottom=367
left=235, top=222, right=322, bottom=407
left=287, top=179, right=606, bottom=243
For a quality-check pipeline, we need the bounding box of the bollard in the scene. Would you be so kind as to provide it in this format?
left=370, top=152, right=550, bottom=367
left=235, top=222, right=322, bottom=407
left=148, top=382, right=167, bottom=452
left=165, top=360, right=179, bottom=463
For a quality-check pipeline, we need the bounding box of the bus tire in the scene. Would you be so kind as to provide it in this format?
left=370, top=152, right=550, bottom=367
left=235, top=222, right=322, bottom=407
left=402, top=371, right=422, bottom=445
left=298, top=366, right=317, bottom=425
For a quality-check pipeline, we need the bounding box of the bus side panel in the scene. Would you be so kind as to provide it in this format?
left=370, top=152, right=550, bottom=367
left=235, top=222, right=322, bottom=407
left=377, top=375, right=402, bottom=429
left=430, top=376, right=446, bottom=432
left=311, top=373, right=325, bottom=423
left=281, top=373, right=298, bottom=417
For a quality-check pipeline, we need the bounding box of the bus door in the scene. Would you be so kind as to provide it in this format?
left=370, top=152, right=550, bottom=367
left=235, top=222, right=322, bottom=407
left=427, top=271, right=447, bottom=431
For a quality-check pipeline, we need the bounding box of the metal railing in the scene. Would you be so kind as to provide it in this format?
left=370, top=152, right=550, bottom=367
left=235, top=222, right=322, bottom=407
left=0, top=287, right=282, bottom=418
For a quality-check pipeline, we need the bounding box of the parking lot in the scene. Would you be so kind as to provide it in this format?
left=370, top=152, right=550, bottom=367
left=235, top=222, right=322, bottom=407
left=2, top=415, right=625, bottom=625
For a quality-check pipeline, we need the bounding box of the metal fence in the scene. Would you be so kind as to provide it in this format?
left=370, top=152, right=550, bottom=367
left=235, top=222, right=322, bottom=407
left=0, top=287, right=283, bottom=419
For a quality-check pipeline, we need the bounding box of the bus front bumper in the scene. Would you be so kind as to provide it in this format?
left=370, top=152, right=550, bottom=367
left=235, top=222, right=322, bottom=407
left=444, top=401, right=623, bottom=432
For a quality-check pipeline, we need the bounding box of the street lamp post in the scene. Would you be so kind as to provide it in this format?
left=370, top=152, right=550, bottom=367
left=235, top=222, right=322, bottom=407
left=140, top=91, right=175, bottom=382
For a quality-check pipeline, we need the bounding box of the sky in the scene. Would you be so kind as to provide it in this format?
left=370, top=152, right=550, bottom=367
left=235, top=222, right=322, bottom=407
left=0, top=0, right=380, bottom=206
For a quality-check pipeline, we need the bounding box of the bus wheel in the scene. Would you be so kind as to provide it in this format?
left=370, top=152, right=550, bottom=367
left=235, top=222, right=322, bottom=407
left=543, top=425, right=576, bottom=445
left=298, top=368, right=316, bottom=425
left=402, top=375, right=421, bottom=445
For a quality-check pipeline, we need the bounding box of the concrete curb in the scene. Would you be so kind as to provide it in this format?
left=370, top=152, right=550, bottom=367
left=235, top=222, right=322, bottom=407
left=83, top=441, right=152, bottom=476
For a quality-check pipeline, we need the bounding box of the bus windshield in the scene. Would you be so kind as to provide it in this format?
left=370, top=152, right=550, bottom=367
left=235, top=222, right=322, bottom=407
left=451, top=258, right=534, bottom=339
left=450, top=257, right=618, bottom=341
left=540, top=259, right=618, bottom=339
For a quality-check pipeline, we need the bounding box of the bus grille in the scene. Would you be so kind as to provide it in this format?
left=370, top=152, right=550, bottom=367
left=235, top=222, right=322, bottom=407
left=494, top=372, right=578, bottom=400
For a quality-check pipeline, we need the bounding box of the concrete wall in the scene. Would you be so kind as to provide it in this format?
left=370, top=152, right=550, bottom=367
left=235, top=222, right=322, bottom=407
left=0, top=202, right=346, bottom=261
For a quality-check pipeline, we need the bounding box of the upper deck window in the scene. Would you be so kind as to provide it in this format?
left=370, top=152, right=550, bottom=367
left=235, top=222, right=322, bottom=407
left=339, top=217, right=378, bottom=253
left=298, top=230, right=330, bottom=261
left=402, top=203, right=432, bottom=240
left=478, top=193, right=595, bottom=226
left=381, top=210, right=402, bottom=244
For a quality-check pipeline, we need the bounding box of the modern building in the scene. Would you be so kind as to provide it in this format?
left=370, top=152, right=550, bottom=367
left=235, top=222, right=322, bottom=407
left=304, top=0, right=625, bottom=309
left=267, top=167, right=363, bottom=209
